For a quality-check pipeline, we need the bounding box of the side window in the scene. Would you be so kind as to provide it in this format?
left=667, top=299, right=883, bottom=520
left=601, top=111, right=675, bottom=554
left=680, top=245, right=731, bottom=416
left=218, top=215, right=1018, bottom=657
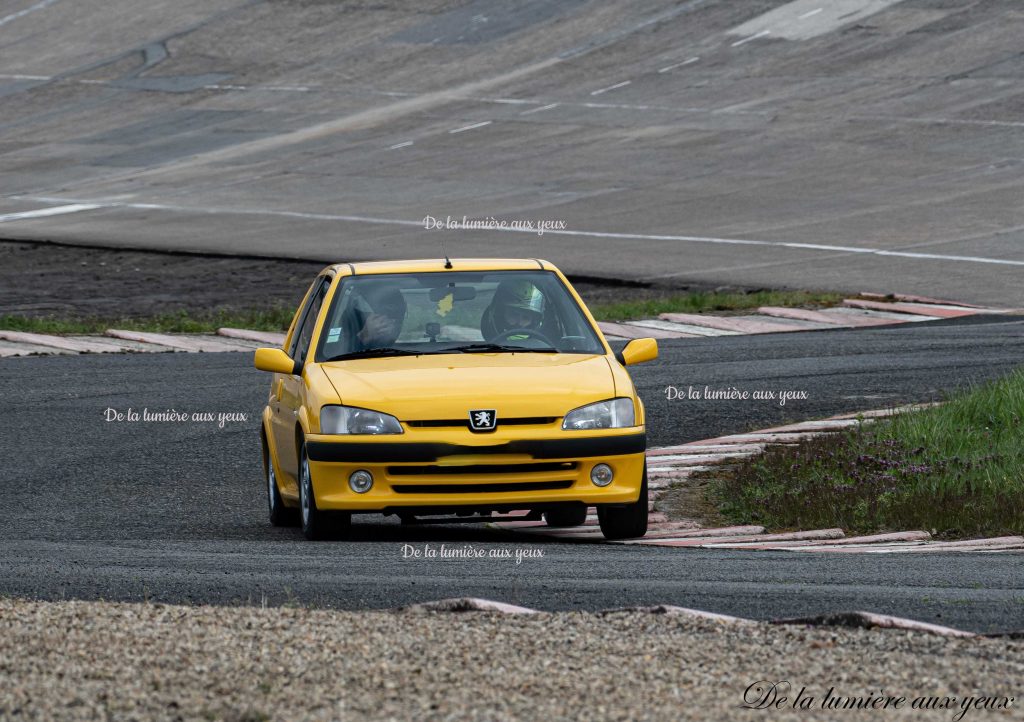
left=289, top=276, right=331, bottom=365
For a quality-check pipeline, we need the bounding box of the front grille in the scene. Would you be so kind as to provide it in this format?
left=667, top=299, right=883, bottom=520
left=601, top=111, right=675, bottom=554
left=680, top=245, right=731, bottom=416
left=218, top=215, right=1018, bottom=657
left=387, top=462, right=577, bottom=476
left=405, top=417, right=557, bottom=428
left=391, top=480, right=574, bottom=494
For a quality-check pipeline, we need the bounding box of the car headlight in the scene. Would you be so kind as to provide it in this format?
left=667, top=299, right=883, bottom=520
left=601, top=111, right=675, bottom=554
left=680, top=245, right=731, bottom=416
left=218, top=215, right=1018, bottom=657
left=562, top=398, right=635, bottom=430
left=320, top=405, right=404, bottom=435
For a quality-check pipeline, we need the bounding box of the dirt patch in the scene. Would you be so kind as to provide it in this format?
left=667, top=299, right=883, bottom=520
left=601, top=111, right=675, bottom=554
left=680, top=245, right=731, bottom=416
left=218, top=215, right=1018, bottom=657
left=655, top=469, right=733, bottom=528
left=1, top=241, right=324, bottom=319
left=0, top=240, right=755, bottom=320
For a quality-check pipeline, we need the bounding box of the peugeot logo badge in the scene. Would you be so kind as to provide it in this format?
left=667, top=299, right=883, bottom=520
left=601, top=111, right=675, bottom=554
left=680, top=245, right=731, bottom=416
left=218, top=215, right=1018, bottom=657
left=468, top=409, right=497, bottom=432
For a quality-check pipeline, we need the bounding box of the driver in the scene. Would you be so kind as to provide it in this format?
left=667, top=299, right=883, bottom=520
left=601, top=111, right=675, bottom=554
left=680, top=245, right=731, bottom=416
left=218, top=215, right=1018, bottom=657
left=483, top=279, right=547, bottom=341
left=349, top=283, right=407, bottom=351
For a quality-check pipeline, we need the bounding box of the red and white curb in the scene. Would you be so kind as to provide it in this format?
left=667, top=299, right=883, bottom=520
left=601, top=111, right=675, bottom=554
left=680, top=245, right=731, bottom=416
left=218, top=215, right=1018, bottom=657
left=0, top=327, right=284, bottom=357
left=491, top=405, right=1024, bottom=554
left=398, top=598, right=1004, bottom=638
left=2, top=294, right=1018, bottom=357
left=597, top=293, right=1021, bottom=340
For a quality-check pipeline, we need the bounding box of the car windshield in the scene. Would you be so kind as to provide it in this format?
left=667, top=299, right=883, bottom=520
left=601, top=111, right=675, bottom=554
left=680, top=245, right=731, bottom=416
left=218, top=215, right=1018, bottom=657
left=315, top=270, right=606, bottom=361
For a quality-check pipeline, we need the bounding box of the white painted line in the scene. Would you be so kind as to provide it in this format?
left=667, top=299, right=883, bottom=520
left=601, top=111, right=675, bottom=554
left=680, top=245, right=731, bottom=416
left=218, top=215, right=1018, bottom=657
left=583, top=102, right=651, bottom=110
left=17, top=196, right=1024, bottom=269
left=727, top=0, right=903, bottom=41
left=388, top=141, right=413, bottom=150
left=731, top=29, right=770, bottom=47
left=204, top=84, right=312, bottom=93
left=3, top=75, right=312, bottom=93
left=0, top=73, right=51, bottom=80
left=520, top=103, right=559, bottom=115
left=0, top=204, right=100, bottom=223
left=448, top=121, right=492, bottom=134
left=658, top=56, right=700, bottom=73
left=853, top=114, right=1024, bottom=129
left=590, top=80, right=631, bottom=96
left=18, top=196, right=427, bottom=228
left=0, top=0, right=61, bottom=27
left=489, top=98, right=531, bottom=105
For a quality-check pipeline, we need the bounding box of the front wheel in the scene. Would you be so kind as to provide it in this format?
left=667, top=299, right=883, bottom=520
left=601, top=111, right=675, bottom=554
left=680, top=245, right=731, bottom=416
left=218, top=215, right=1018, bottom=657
left=597, top=464, right=648, bottom=540
left=298, top=443, right=352, bottom=541
left=266, top=455, right=298, bottom=527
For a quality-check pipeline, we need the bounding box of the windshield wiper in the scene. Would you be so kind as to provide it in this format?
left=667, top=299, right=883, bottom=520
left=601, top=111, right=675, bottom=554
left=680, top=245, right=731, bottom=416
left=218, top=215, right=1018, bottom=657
left=443, top=343, right=558, bottom=354
left=324, top=347, right=421, bottom=361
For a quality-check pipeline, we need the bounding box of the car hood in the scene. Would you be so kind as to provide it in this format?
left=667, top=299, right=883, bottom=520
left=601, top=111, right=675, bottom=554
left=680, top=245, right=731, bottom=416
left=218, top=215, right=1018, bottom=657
left=319, top=353, right=616, bottom=421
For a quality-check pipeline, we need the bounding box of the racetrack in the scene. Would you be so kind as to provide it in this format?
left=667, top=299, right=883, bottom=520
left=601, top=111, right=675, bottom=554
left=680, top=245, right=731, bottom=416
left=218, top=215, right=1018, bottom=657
left=2, top=316, right=1023, bottom=633
left=1, top=0, right=1023, bottom=304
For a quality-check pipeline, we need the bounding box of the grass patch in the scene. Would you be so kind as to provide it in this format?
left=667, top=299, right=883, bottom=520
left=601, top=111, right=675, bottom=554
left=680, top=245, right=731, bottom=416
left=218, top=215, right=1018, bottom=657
left=0, top=308, right=295, bottom=335
left=711, top=368, right=1024, bottom=537
left=1, top=289, right=846, bottom=333
left=589, top=289, right=844, bottom=322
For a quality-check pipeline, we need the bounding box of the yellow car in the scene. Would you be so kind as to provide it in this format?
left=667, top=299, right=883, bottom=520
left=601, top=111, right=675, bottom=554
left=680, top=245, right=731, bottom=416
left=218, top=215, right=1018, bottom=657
left=254, top=258, right=658, bottom=540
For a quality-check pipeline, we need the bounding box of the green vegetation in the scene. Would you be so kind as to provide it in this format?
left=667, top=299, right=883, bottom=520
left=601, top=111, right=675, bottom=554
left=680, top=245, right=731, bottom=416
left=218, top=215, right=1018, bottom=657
left=0, top=307, right=296, bottom=335
left=712, top=368, right=1024, bottom=537
left=1, top=289, right=847, bottom=333
left=589, top=290, right=844, bottom=322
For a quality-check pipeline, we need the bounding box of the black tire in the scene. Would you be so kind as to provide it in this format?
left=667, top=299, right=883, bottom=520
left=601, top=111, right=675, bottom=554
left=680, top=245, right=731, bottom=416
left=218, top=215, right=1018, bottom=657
left=298, top=442, right=352, bottom=541
left=597, top=464, right=648, bottom=540
left=544, top=504, right=588, bottom=528
left=264, top=435, right=298, bottom=527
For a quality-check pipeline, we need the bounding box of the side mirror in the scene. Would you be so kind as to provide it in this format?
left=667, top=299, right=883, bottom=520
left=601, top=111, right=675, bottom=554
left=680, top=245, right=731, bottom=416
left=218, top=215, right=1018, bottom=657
left=615, top=338, right=658, bottom=366
left=254, top=347, right=299, bottom=375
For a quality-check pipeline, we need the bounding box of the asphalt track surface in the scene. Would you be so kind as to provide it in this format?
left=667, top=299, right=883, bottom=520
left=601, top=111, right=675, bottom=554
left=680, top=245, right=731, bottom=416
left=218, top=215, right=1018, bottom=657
left=1, top=0, right=1023, bottom=305
left=2, top=315, right=1023, bottom=633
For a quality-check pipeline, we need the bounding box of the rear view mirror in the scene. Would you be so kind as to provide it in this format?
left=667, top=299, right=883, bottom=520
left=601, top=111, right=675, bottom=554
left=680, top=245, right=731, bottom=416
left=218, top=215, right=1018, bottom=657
left=429, top=285, right=477, bottom=302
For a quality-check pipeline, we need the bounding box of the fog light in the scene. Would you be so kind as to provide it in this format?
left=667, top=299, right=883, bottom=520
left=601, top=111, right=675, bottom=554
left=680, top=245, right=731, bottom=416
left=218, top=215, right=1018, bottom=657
left=590, top=463, right=614, bottom=487
left=349, top=470, right=373, bottom=493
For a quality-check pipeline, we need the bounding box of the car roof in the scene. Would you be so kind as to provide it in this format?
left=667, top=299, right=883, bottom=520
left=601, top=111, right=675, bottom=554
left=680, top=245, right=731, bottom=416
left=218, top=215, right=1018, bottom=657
left=326, top=258, right=554, bottom=276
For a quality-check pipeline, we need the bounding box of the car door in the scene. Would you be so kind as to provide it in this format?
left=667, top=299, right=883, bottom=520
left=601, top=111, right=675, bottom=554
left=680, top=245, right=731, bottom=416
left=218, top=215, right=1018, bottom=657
left=272, top=274, right=332, bottom=489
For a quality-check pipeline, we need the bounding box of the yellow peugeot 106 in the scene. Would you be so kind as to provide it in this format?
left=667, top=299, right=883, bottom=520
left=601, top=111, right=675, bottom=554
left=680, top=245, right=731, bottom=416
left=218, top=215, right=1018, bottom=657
left=254, top=259, right=658, bottom=541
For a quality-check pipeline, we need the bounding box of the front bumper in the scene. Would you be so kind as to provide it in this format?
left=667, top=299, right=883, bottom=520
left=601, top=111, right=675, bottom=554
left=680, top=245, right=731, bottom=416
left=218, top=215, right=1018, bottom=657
left=304, top=429, right=646, bottom=511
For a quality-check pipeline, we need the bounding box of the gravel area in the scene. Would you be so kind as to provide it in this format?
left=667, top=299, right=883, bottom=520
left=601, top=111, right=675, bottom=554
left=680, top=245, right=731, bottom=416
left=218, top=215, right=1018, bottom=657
left=1, top=599, right=1021, bottom=721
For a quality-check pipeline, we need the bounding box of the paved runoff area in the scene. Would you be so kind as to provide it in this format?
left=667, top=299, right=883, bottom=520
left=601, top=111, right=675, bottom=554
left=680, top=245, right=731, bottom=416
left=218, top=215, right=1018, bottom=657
left=1, top=1, right=1023, bottom=308
left=1, top=294, right=1019, bottom=357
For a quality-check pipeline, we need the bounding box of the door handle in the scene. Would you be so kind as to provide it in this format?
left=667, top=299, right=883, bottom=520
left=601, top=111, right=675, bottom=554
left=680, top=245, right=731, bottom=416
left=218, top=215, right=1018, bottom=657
left=275, top=378, right=283, bottom=401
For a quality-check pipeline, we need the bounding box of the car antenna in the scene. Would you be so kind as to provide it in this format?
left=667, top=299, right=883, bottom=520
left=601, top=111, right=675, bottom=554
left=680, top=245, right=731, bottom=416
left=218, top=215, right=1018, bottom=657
left=441, top=237, right=453, bottom=269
